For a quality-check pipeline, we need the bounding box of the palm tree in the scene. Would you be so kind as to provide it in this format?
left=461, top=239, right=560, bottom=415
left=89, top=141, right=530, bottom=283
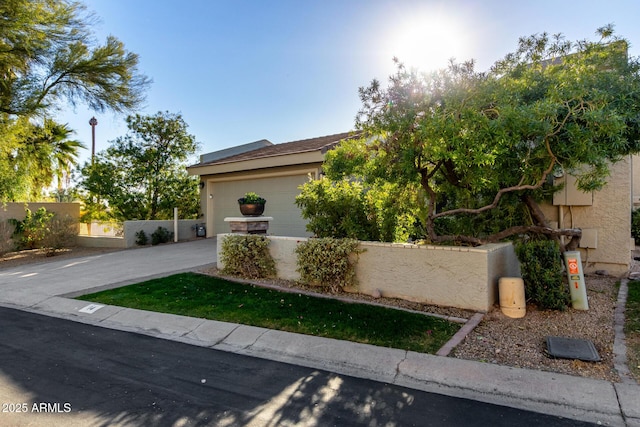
left=16, top=119, right=86, bottom=199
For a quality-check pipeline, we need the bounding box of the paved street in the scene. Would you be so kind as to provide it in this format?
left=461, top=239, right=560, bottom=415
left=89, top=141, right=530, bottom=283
left=0, top=307, right=598, bottom=426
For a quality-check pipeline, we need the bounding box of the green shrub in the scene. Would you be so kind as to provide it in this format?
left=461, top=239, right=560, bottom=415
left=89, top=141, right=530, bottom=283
left=135, top=230, right=149, bottom=246
left=295, top=237, right=363, bottom=292
left=9, top=207, right=54, bottom=250
left=151, top=227, right=173, bottom=245
left=632, top=209, right=640, bottom=244
left=238, top=192, right=266, bottom=204
left=296, top=177, right=417, bottom=242
left=220, top=234, right=276, bottom=279
left=41, top=215, right=77, bottom=256
left=515, top=239, right=569, bottom=310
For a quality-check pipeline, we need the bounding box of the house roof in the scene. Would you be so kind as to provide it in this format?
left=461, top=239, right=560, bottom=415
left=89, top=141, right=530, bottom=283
left=190, top=131, right=360, bottom=168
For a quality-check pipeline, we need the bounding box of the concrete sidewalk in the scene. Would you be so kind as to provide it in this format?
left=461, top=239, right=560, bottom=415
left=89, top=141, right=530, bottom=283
left=1, top=239, right=638, bottom=426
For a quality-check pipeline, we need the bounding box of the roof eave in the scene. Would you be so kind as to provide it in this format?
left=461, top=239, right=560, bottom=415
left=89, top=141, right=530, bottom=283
left=187, top=150, right=325, bottom=176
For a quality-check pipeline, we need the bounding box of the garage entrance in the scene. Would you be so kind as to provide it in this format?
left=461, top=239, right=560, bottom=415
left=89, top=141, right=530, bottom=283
left=210, top=174, right=312, bottom=237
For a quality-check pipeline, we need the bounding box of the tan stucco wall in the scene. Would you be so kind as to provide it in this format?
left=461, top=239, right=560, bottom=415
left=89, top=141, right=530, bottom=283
left=0, top=202, right=80, bottom=222
left=122, top=219, right=200, bottom=247
left=217, top=234, right=520, bottom=312
left=633, top=154, right=640, bottom=209
left=75, top=220, right=201, bottom=248
left=541, top=158, right=632, bottom=275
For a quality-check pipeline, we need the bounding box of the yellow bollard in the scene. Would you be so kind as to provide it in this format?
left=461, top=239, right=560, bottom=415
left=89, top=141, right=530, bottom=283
left=499, top=277, right=526, bottom=318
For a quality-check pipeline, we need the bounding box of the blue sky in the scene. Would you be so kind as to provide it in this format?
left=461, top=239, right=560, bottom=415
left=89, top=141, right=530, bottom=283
left=55, top=0, right=640, bottom=165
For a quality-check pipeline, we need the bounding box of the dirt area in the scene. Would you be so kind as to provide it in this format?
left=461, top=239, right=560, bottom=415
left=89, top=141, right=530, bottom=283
left=3, top=246, right=637, bottom=384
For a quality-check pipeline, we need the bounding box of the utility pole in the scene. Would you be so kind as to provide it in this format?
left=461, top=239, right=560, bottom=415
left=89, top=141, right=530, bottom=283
left=89, top=116, right=98, bottom=165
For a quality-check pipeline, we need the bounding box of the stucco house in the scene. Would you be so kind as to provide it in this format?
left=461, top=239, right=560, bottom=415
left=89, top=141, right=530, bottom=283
left=188, top=132, right=638, bottom=276
left=187, top=132, right=360, bottom=238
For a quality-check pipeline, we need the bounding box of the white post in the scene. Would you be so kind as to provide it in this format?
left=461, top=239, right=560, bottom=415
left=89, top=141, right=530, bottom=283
left=174, top=207, right=178, bottom=242
left=564, top=251, right=589, bottom=310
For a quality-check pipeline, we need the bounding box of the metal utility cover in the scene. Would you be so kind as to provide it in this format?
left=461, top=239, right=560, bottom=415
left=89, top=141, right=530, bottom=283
left=546, top=336, right=601, bottom=362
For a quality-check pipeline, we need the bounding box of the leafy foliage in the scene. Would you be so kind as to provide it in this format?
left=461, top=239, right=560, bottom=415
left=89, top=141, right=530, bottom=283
left=295, top=238, right=363, bottom=292
left=40, top=215, right=77, bottom=256
left=0, top=0, right=148, bottom=202
left=9, top=207, right=76, bottom=255
left=296, top=177, right=378, bottom=240
left=150, top=226, right=173, bottom=245
left=135, top=230, right=149, bottom=246
left=238, top=192, right=266, bottom=204
left=9, top=207, right=54, bottom=249
left=515, top=239, right=569, bottom=310
left=349, top=26, right=640, bottom=247
left=80, top=111, right=200, bottom=221
left=0, top=0, right=149, bottom=117
left=0, top=118, right=85, bottom=201
left=220, top=234, right=276, bottom=279
left=296, top=177, right=418, bottom=242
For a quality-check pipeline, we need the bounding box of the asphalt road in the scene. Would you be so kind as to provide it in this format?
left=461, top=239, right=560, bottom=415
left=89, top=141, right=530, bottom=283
left=0, top=307, right=597, bottom=427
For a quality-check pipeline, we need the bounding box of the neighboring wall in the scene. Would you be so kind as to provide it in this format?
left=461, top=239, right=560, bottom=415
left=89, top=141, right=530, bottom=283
left=218, top=234, right=521, bottom=312
left=541, top=158, right=632, bottom=275
left=77, top=220, right=201, bottom=248
left=0, top=202, right=80, bottom=222
left=633, top=154, right=640, bottom=209
left=122, top=220, right=200, bottom=247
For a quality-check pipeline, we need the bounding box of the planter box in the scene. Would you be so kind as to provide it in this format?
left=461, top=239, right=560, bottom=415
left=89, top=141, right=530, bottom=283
left=217, top=234, right=521, bottom=312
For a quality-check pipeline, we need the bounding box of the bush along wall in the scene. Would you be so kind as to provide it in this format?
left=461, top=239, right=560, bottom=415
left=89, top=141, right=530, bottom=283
left=295, top=237, right=363, bottom=292
left=220, top=234, right=276, bottom=279
left=515, top=238, right=569, bottom=310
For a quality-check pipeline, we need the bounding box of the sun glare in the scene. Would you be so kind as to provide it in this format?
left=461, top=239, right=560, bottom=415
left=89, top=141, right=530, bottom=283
left=387, top=13, right=471, bottom=72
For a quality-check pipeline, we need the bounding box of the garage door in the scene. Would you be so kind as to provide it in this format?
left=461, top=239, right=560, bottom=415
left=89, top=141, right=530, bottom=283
left=212, top=174, right=312, bottom=237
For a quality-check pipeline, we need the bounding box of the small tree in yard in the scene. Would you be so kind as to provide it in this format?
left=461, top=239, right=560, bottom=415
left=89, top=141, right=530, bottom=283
left=80, top=111, right=200, bottom=221
left=337, top=25, right=640, bottom=250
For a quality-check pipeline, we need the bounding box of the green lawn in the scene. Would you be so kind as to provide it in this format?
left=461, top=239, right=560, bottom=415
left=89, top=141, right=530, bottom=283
left=78, top=272, right=460, bottom=354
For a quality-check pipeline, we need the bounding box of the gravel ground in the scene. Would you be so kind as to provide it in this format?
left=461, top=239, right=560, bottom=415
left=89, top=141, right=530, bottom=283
left=451, top=274, right=621, bottom=382
left=201, top=266, right=627, bottom=383
left=2, top=246, right=634, bottom=384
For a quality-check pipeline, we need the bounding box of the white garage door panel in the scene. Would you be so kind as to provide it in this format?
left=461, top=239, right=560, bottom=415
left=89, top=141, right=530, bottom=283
left=213, top=175, right=311, bottom=237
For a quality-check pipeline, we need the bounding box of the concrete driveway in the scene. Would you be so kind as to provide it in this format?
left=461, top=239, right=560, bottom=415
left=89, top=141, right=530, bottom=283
left=0, top=238, right=217, bottom=307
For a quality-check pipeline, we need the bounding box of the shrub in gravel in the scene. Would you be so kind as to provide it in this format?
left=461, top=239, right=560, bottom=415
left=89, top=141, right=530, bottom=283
left=515, top=239, right=569, bottom=310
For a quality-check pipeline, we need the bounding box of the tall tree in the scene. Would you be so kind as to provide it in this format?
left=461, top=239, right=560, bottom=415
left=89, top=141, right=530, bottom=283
left=80, top=111, right=200, bottom=221
left=0, top=118, right=84, bottom=200
left=0, top=0, right=150, bottom=116
left=18, top=119, right=85, bottom=199
left=0, top=0, right=150, bottom=201
left=337, top=26, right=640, bottom=250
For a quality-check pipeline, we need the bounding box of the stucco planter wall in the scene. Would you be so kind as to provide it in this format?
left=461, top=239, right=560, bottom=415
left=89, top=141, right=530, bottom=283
left=217, top=234, right=521, bottom=312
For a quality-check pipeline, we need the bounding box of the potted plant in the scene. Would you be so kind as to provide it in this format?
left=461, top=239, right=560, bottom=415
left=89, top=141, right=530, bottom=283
left=238, top=192, right=266, bottom=216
